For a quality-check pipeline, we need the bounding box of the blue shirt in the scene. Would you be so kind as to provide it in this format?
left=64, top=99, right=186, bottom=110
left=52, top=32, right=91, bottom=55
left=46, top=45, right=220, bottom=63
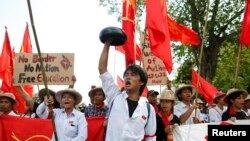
left=84, top=104, right=109, bottom=117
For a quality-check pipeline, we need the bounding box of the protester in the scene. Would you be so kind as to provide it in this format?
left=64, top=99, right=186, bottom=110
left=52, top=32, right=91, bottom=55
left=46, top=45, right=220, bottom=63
left=16, top=75, right=76, bottom=118
left=147, top=90, right=159, bottom=114
left=36, top=88, right=87, bottom=141
left=195, top=98, right=208, bottom=123
left=242, top=94, right=250, bottom=119
left=222, top=88, right=248, bottom=121
left=16, top=86, right=60, bottom=118
left=174, top=84, right=203, bottom=124
left=0, top=92, right=19, bottom=116
left=98, top=40, right=156, bottom=141
left=156, top=88, right=180, bottom=141
left=209, top=92, right=226, bottom=122
left=84, top=86, right=109, bottom=117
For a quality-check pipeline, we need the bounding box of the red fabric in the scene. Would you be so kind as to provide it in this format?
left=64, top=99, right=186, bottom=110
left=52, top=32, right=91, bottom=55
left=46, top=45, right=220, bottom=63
left=0, top=115, right=106, bottom=141
left=0, top=30, right=13, bottom=88
left=159, top=111, right=171, bottom=127
left=0, top=115, right=53, bottom=141
left=141, top=86, right=148, bottom=97
left=115, top=44, right=141, bottom=61
left=117, top=75, right=124, bottom=90
left=20, top=23, right=32, bottom=53
left=192, top=69, right=218, bottom=105
left=167, top=15, right=200, bottom=46
left=86, top=116, right=105, bottom=141
left=122, top=0, right=136, bottom=67
left=20, top=24, right=34, bottom=98
left=0, top=29, right=26, bottom=113
left=151, top=103, right=159, bottom=114
left=229, top=105, right=237, bottom=115
left=95, top=102, right=105, bottom=110
left=240, top=0, right=250, bottom=46
left=146, top=0, right=172, bottom=74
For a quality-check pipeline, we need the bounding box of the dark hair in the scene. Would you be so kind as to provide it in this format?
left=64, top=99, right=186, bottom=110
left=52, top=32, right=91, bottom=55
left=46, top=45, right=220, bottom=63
left=123, top=64, right=148, bottom=96
left=177, top=87, right=193, bottom=101
left=227, top=92, right=242, bottom=105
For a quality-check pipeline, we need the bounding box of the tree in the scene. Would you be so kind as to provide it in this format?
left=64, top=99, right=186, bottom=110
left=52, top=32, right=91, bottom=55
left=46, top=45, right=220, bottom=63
left=99, top=0, right=248, bottom=90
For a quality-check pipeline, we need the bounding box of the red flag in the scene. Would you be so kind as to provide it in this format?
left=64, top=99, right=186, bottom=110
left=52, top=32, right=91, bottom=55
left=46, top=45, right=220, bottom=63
left=240, top=0, right=250, bottom=45
left=192, top=69, right=218, bottom=105
left=122, top=0, right=136, bottom=67
left=0, top=29, right=26, bottom=113
left=167, top=16, right=200, bottom=46
left=20, top=23, right=32, bottom=53
left=117, top=75, right=124, bottom=90
left=141, top=86, right=148, bottom=97
left=0, top=115, right=53, bottom=141
left=86, top=117, right=105, bottom=141
left=115, top=44, right=141, bottom=61
left=146, top=0, right=172, bottom=74
left=20, top=24, right=33, bottom=97
left=0, top=29, right=14, bottom=91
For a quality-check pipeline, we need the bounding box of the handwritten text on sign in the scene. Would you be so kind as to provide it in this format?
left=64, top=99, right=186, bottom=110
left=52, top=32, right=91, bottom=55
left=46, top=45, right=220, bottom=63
left=13, top=53, right=74, bottom=85
left=142, top=40, right=167, bottom=85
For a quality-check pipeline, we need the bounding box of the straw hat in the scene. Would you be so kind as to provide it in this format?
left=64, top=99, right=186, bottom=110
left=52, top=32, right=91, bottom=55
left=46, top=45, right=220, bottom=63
left=245, top=94, right=250, bottom=101
left=56, top=88, right=82, bottom=105
left=158, top=89, right=175, bottom=101
left=0, top=92, right=18, bottom=106
left=194, top=98, right=204, bottom=104
left=88, top=86, right=104, bottom=98
left=175, top=84, right=195, bottom=100
left=213, top=92, right=226, bottom=103
left=224, top=88, right=248, bottom=103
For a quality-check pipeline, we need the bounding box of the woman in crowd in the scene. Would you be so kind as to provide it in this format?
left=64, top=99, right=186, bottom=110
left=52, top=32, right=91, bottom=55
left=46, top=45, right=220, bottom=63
left=156, top=88, right=180, bottom=141
left=222, top=88, right=248, bottom=121
left=84, top=86, right=109, bottom=117
left=36, top=88, right=87, bottom=141
left=209, top=92, right=226, bottom=122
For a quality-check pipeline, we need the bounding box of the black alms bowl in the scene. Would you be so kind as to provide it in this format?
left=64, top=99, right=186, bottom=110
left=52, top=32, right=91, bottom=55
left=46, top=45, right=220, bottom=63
left=99, top=26, right=127, bottom=46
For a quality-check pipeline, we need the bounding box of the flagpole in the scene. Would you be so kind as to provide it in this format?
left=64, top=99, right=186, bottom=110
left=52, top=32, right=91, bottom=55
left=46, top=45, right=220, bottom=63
left=26, top=0, right=58, bottom=140
left=139, top=30, right=147, bottom=67
left=233, top=44, right=242, bottom=88
left=195, top=0, right=210, bottom=117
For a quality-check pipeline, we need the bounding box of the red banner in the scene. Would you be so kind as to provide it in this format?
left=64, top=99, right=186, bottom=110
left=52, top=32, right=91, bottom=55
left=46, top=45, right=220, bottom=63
left=86, top=117, right=105, bottom=141
left=0, top=115, right=105, bottom=141
left=0, top=115, right=53, bottom=141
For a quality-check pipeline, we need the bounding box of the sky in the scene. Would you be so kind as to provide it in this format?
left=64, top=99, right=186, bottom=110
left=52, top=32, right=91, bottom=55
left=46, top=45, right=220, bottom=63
left=0, top=0, right=177, bottom=105
left=0, top=0, right=125, bottom=105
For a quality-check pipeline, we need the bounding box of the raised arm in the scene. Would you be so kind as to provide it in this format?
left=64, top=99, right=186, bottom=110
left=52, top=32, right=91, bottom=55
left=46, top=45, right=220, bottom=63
left=69, top=75, right=76, bottom=88
left=16, top=86, right=34, bottom=111
left=98, top=41, right=111, bottom=75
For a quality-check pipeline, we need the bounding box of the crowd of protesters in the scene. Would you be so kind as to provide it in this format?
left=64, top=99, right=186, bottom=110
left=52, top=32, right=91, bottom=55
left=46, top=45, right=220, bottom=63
left=1, top=40, right=250, bottom=140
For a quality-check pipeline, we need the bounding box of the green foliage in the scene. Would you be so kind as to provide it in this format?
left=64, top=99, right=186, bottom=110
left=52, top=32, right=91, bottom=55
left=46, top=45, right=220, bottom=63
left=99, top=0, right=250, bottom=91
left=213, top=44, right=250, bottom=92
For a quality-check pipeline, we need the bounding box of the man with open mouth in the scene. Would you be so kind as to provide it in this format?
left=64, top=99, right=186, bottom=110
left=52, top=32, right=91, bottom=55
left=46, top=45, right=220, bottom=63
left=98, top=40, right=156, bottom=141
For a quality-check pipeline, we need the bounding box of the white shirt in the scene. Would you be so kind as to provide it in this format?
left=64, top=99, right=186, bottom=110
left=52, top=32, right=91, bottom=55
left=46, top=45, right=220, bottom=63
left=8, top=110, right=19, bottom=116
left=100, top=72, right=156, bottom=141
left=174, top=101, right=202, bottom=125
left=36, top=102, right=87, bottom=141
left=209, top=105, right=224, bottom=123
